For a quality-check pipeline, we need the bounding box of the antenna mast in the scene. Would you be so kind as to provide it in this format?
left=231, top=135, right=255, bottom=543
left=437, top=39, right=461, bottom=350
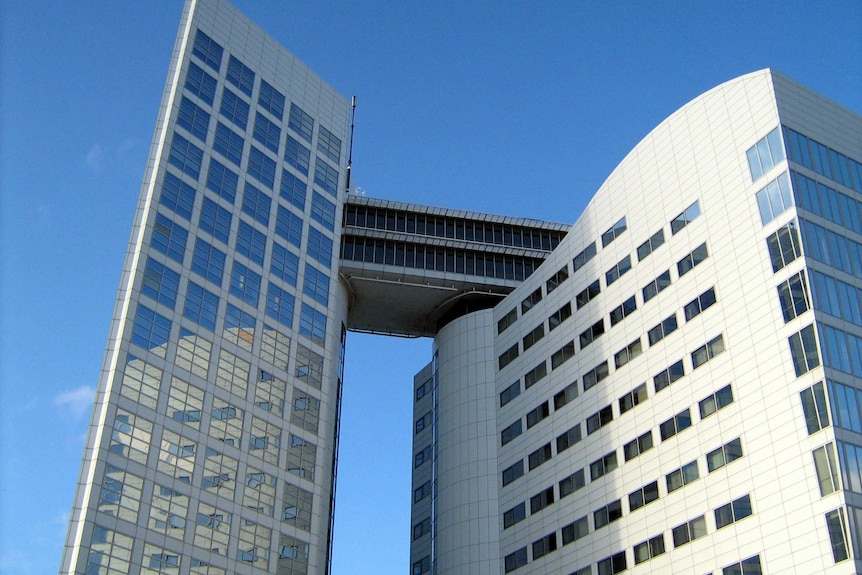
left=345, top=95, right=357, bottom=193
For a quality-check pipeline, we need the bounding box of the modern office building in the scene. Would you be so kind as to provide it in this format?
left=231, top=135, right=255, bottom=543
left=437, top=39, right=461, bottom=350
left=61, top=1, right=861, bottom=574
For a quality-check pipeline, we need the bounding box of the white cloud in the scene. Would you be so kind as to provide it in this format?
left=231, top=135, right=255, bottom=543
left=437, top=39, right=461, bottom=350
left=84, top=144, right=104, bottom=171
left=53, top=386, right=96, bottom=419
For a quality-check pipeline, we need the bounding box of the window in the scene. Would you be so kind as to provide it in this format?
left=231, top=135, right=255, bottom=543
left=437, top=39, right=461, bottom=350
left=415, top=411, right=432, bottom=434
left=671, top=200, right=701, bottom=234
left=619, top=383, right=648, bottom=414
left=160, top=172, right=196, bottom=220
left=660, top=408, right=692, bottom=441
left=248, top=147, right=276, bottom=189
left=303, top=265, right=330, bottom=306
left=498, top=308, right=518, bottom=334
left=132, top=305, right=171, bottom=354
left=285, top=135, right=311, bottom=175
left=684, top=287, right=717, bottom=321
left=623, top=430, right=653, bottom=461
left=589, top=450, right=618, bottom=480
left=593, top=499, right=622, bottom=529
left=264, top=282, right=294, bottom=328
left=502, top=460, right=524, bottom=487
left=213, top=122, right=244, bottom=166
left=579, top=319, right=605, bottom=349
left=597, top=551, right=627, bottom=575
left=722, top=555, right=763, bottom=575
left=500, top=381, right=520, bottom=407
left=819, top=324, right=862, bottom=376
left=530, top=486, right=554, bottom=514
left=184, top=282, right=219, bottom=331
left=637, top=228, right=665, bottom=260
left=414, top=445, right=432, bottom=468
left=177, top=97, right=210, bottom=144
left=281, top=169, right=307, bottom=211
left=258, top=79, right=285, bottom=119
left=142, top=257, right=180, bottom=308
left=677, top=242, right=708, bottom=276
left=275, top=205, right=303, bottom=248
left=521, top=288, right=542, bottom=314
left=151, top=214, right=188, bottom=264
left=236, top=220, right=267, bottom=265
left=671, top=515, right=707, bottom=548
left=576, top=279, right=601, bottom=309
left=766, top=221, right=801, bottom=272
left=826, top=508, right=850, bottom=562
left=523, top=361, right=548, bottom=389
left=313, top=126, right=342, bottom=166
left=756, top=172, right=793, bottom=225
left=185, top=61, right=217, bottom=105
left=699, top=384, right=734, bottom=419
left=219, top=88, right=249, bottom=130
left=226, top=55, right=254, bottom=96
left=312, top=159, right=341, bottom=203
left=548, top=302, right=572, bottom=331
left=528, top=443, right=552, bottom=470
left=642, top=269, right=671, bottom=302
left=614, top=338, right=643, bottom=369
left=800, top=381, right=829, bottom=434
left=253, top=112, right=281, bottom=154
left=553, top=381, right=578, bottom=411
left=692, top=334, right=726, bottom=369
left=746, top=126, right=785, bottom=181
left=270, top=242, right=299, bottom=286
left=504, top=547, right=528, bottom=573
left=311, top=192, right=336, bottom=231
left=192, top=29, right=222, bottom=71
left=546, top=265, right=569, bottom=293
left=415, top=378, right=431, bottom=401
left=714, top=494, right=753, bottom=529
left=501, top=419, right=522, bottom=446
left=707, top=438, right=744, bottom=472
left=778, top=271, right=811, bottom=323
left=522, top=324, right=544, bottom=350
left=168, top=133, right=203, bottom=180
left=191, top=238, right=225, bottom=285
left=813, top=443, right=840, bottom=496
left=559, top=469, right=585, bottom=498
left=413, top=481, right=431, bottom=503
left=556, top=424, right=582, bottom=453
left=198, top=197, right=232, bottom=244
left=792, top=169, right=862, bottom=235
left=633, top=534, right=665, bottom=564
left=586, top=404, right=613, bottom=435
left=503, top=503, right=526, bottom=529
left=229, top=261, right=262, bottom=307
left=609, top=295, right=637, bottom=326
left=573, top=242, right=597, bottom=272
left=788, top=324, right=820, bottom=376
left=605, top=255, right=632, bottom=286
left=666, top=460, right=699, bottom=493
left=532, top=533, right=557, bottom=561
left=602, top=217, right=627, bottom=247
left=288, top=103, right=314, bottom=143
left=206, top=156, right=239, bottom=202
left=647, top=313, right=678, bottom=346
left=653, top=359, right=684, bottom=392
left=499, top=344, right=519, bottom=370
left=551, top=341, right=575, bottom=369
left=628, top=480, right=659, bottom=511
left=561, top=516, right=589, bottom=545
left=582, top=361, right=609, bottom=391
left=306, top=227, right=333, bottom=267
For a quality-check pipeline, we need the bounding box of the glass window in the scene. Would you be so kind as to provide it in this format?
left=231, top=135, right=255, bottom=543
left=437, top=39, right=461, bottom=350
left=160, top=172, right=196, bottom=220
left=253, top=112, right=281, bottom=154
left=235, top=220, right=267, bottom=265
left=589, top=450, right=617, bottom=480
left=643, top=269, right=671, bottom=303
left=614, top=338, right=642, bottom=369
left=826, top=508, right=850, bottom=563
left=258, top=79, right=285, bottom=120
left=766, top=221, right=802, bottom=273
left=198, top=197, right=232, bottom=244
left=777, top=271, right=810, bottom=322
left=311, top=192, right=336, bottom=231
left=671, top=200, right=701, bottom=234
left=653, top=358, right=685, bottom=393
left=522, top=324, right=544, bottom=351
left=530, top=486, right=555, bottom=514
left=177, top=96, right=210, bottom=142
left=168, top=133, right=203, bottom=180
left=546, top=265, right=569, bottom=294
left=628, top=480, right=660, bottom=511
left=714, top=494, right=753, bottom=529
left=597, top=551, right=627, bottom=575
left=707, top=437, right=744, bottom=472
left=601, top=216, right=627, bottom=247
left=151, top=214, right=188, bottom=264
left=699, top=384, right=734, bottom=419
left=671, top=515, right=707, bottom=548
left=499, top=381, right=520, bottom=407
left=531, top=532, right=557, bottom=560
left=285, top=135, right=311, bottom=175
left=576, top=279, right=601, bottom=309
left=677, top=242, right=708, bottom=276
left=503, top=502, right=526, bottom=529
left=666, top=460, right=699, bottom=493
left=206, top=156, right=239, bottom=203
left=756, top=172, right=793, bottom=225
left=191, top=29, right=222, bottom=72
left=502, top=460, right=524, bottom=487
left=722, top=554, right=762, bottom=575
left=185, top=61, right=217, bottom=105
left=801, top=381, right=830, bottom=434
left=586, top=405, right=614, bottom=435
left=648, top=313, right=678, bottom=346
left=609, top=295, right=637, bottom=326
left=634, top=534, right=665, bottom=564
left=619, top=383, right=648, bottom=414
left=307, top=227, right=333, bottom=267
left=226, top=55, right=254, bottom=97
left=265, top=282, right=295, bottom=328
left=501, top=419, right=523, bottom=446
left=288, top=102, right=314, bottom=143
left=746, top=127, right=785, bottom=181
left=579, top=319, right=605, bottom=349
left=559, top=469, right=585, bottom=498
left=314, top=157, right=340, bottom=196
left=582, top=361, right=609, bottom=391
left=229, top=261, right=262, bottom=307
left=637, top=228, right=665, bottom=261
left=813, top=443, right=840, bottom=496
left=623, top=430, right=653, bottom=461
left=142, top=257, right=180, bottom=308
left=561, top=516, right=589, bottom=545
left=551, top=341, right=575, bottom=369
left=498, top=308, right=518, bottom=334
left=503, top=547, right=527, bottom=573
left=191, top=238, right=226, bottom=286
left=525, top=401, right=549, bottom=429
left=521, top=288, right=543, bottom=314
left=275, top=205, right=303, bottom=248
left=280, top=169, right=307, bottom=211
left=605, top=255, right=632, bottom=286
left=659, top=408, right=692, bottom=441
left=219, top=88, right=250, bottom=130
left=317, top=125, right=342, bottom=163
left=684, top=287, right=718, bottom=321
left=299, top=303, right=327, bottom=345
left=593, top=499, right=622, bottom=529
left=183, top=282, right=219, bottom=331
left=691, top=334, right=725, bottom=369
left=132, top=305, right=171, bottom=355
left=303, top=264, right=330, bottom=306
left=223, top=304, right=254, bottom=353
left=247, top=147, right=277, bottom=189
left=549, top=303, right=572, bottom=331
left=556, top=423, right=581, bottom=453
left=524, top=361, right=548, bottom=389
left=573, top=242, right=596, bottom=272
left=788, top=324, right=820, bottom=376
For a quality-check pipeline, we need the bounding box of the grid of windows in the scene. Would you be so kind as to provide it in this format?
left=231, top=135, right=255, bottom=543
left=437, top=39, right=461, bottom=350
left=799, top=218, right=862, bottom=276
left=151, top=214, right=188, bottom=263
left=270, top=242, right=299, bottom=286
left=264, top=282, right=294, bottom=329
left=235, top=220, right=267, bottom=265
left=285, top=135, right=311, bottom=175
left=220, top=88, right=250, bottom=130
left=258, top=79, right=285, bottom=119
left=314, top=157, right=339, bottom=196
left=229, top=261, right=262, bottom=307
left=213, top=122, right=244, bottom=168
left=311, top=192, right=336, bottom=231
left=317, top=125, right=341, bottom=163
left=198, top=197, right=232, bottom=244
left=307, top=227, right=333, bottom=267
left=168, top=133, right=203, bottom=180
left=226, top=55, right=254, bottom=96
left=177, top=96, right=210, bottom=142
left=248, top=147, right=277, bottom=190
left=142, top=257, right=180, bottom=309
left=276, top=205, right=304, bottom=248
left=253, top=112, right=281, bottom=154
left=288, top=103, right=314, bottom=143
left=184, top=282, right=219, bottom=332
left=303, top=265, right=330, bottom=306
left=132, top=305, right=172, bottom=353
left=192, top=29, right=223, bottom=71
left=161, top=172, right=196, bottom=220
left=185, top=61, right=217, bottom=105
left=206, top=156, right=239, bottom=202
left=792, top=170, right=862, bottom=234
left=281, top=169, right=307, bottom=211
left=299, top=304, right=327, bottom=345
left=191, top=238, right=225, bottom=286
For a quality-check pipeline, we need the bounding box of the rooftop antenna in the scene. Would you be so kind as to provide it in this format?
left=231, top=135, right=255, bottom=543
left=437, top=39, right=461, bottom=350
left=345, top=95, right=357, bottom=193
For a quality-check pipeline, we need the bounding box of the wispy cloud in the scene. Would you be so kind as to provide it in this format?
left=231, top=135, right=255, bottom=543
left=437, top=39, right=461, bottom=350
left=84, top=144, right=104, bottom=171
left=53, top=386, right=95, bottom=419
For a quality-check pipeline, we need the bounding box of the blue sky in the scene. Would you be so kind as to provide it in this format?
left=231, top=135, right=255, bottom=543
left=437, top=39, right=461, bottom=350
left=0, top=1, right=860, bottom=574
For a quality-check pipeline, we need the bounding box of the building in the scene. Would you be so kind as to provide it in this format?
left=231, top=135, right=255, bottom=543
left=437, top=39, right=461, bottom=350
left=61, top=0, right=862, bottom=574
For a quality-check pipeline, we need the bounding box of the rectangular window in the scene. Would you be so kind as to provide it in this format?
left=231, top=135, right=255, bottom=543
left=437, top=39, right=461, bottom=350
left=191, top=238, right=226, bottom=286
left=229, top=261, right=262, bottom=307
left=809, top=270, right=862, bottom=326
left=498, top=308, right=518, bottom=334
left=699, top=384, right=734, bottom=419
left=597, top=551, right=627, bottom=575
left=503, top=503, right=526, bottom=529
left=573, top=242, right=597, bottom=273
left=551, top=341, right=575, bottom=369
left=253, top=112, right=281, bottom=154
left=303, top=265, right=330, bottom=306
left=813, top=443, right=840, bottom=496
left=168, top=133, right=203, bottom=180
left=620, top=383, right=648, bottom=414
left=671, top=515, right=707, bottom=548
left=548, top=302, right=572, bottom=331
left=653, top=359, right=684, bottom=393
left=528, top=443, right=552, bottom=471
left=826, top=508, right=850, bottom=563
left=746, top=127, right=785, bottom=181
left=522, top=324, right=544, bottom=351
left=593, top=499, right=622, bottom=529
left=264, top=283, right=294, bottom=328
left=605, top=255, right=632, bottom=286
left=677, top=242, right=708, bottom=276
left=206, top=156, right=239, bottom=202
left=623, top=430, right=653, bottom=461
left=629, top=480, right=660, bottom=511
left=213, top=121, right=244, bottom=167
left=307, top=227, right=333, bottom=267
left=499, top=381, right=520, bottom=407
left=556, top=424, right=582, bottom=453
left=521, top=288, right=542, bottom=314
left=317, top=125, right=342, bottom=164
left=714, top=494, right=753, bottom=529
left=183, top=282, right=219, bottom=332
left=766, top=221, right=801, bottom=272
left=637, top=228, right=666, bottom=261
left=503, top=547, right=527, bottom=573
left=532, top=532, right=558, bottom=561
left=582, top=361, right=609, bottom=391
left=642, top=269, right=671, bottom=302
left=523, top=361, right=547, bottom=389
left=801, top=381, right=830, bottom=434
left=235, top=220, right=267, bottom=265
left=633, top=534, right=666, bottom=565
left=288, top=103, right=314, bottom=143
left=692, top=334, right=726, bottom=369
left=576, top=279, right=601, bottom=309
left=311, top=192, right=336, bottom=231
left=666, top=460, right=699, bottom=493
left=586, top=404, right=614, bottom=435
left=185, top=61, right=217, bottom=105
left=609, top=295, right=637, bottom=326
left=601, top=217, right=627, bottom=247
left=546, top=265, right=569, bottom=294
left=132, top=305, right=171, bottom=354
left=722, top=555, right=762, bottom=575
left=659, top=408, right=692, bottom=441
left=142, top=257, right=180, bottom=309
left=671, top=200, right=701, bottom=234
left=298, top=304, right=327, bottom=345
left=498, top=344, right=519, bottom=370
left=502, top=460, right=524, bottom=487
left=501, top=419, right=522, bottom=446
left=530, top=486, right=555, bottom=514
left=777, top=271, right=810, bottom=322
left=226, top=55, right=254, bottom=96
left=707, top=437, right=744, bottom=472
left=285, top=135, right=311, bottom=175
left=151, top=214, right=187, bottom=264
left=199, top=197, right=232, bottom=244
left=248, top=147, right=277, bottom=189
left=219, top=88, right=250, bottom=130
left=314, top=157, right=340, bottom=196
left=648, top=313, right=678, bottom=346
left=756, top=172, right=793, bottom=225
left=553, top=381, right=578, bottom=411
left=788, top=324, right=820, bottom=376
left=258, top=79, right=285, bottom=119
left=270, top=242, right=299, bottom=286
left=280, top=170, right=307, bottom=212
left=192, top=29, right=223, bottom=72
left=415, top=411, right=432, bottom=434
left=526, top=401, right=550, bottom=429
left=177, top=96, right=210, bottom=143
left=579, top=319, right=605, bottom=349
left=684, top=287, right=717, bottom=321
left=561, top=516, right=589, bottom=545
left=614, top=338, right=643, bottom=369
left=160, top=172, right=196, bottom=220
left=413, top=480, right=431, bottom=503
left=589, top=450, right=618, bottom=480
left=275, top=205, right=303, bottom=248
left=559, top=469, right=585, bottom=498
